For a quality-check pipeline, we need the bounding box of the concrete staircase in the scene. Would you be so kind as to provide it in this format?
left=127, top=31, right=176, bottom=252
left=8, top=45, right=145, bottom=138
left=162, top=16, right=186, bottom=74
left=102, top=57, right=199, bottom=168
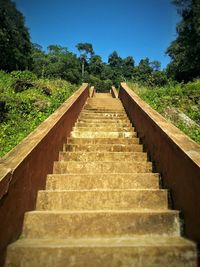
left=5, top=93, right=196, bottom=267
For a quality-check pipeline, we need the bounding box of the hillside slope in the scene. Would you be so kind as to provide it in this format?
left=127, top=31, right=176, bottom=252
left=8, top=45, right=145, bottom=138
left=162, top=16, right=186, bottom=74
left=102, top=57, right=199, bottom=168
left=0, top=71, right=77, bottom=157
left=127, top=81, right=200, bottom=144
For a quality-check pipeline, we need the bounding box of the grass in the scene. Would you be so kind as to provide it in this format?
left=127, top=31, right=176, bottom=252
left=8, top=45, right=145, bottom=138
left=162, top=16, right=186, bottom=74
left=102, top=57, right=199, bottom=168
left=127, top=80, right=200, bottom=144
left=0, top=71, right=78, bottom=157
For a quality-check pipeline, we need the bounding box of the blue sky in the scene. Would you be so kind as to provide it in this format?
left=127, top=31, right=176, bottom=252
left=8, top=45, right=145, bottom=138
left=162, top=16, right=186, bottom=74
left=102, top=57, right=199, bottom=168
left=14, top=0, right=180, bottom=69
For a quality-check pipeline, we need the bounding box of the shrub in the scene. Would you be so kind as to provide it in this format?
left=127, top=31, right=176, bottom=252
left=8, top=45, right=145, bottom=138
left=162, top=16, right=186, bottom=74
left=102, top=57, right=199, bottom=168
left=0, top=72, right=77, bottom=157
left=127, top=81, right=200, bottom=144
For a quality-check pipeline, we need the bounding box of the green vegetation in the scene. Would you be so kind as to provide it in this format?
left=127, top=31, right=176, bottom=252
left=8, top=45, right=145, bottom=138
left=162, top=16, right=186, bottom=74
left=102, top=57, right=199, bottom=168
left=0, top=0, right=32, bottom=71
left=0, top=0, right=200, bottom=157
left=166, top=0, right=200, bottom=82
left=127, top=81, right=200, bottom=144
left=0, top=71, right=77, bottom=157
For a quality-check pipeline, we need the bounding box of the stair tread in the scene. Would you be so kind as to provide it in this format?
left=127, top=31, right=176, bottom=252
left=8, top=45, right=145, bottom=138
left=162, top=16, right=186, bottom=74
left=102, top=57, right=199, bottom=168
left=48, top=173, right=159, bottom=176
left=25, top=209, right=176, bottom=214
left=65, top=143, right=141, bottom=147
left=66, top=138, right=139, bottom=144
left=39, top=189, right=165, bottom=192
left=9, top=236, right=195, bottom=248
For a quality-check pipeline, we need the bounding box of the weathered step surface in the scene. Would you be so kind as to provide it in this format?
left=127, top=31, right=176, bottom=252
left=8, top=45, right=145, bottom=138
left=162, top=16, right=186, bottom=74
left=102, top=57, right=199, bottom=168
left=6, top=237, right=196, bottom=267
left=46, top=173, right=160, bottom=190
left=75, top=122, right=132, bottom=127
left=21, top=210, right=180, bottom=239
left=36, top=189, right=167, bottom=210
left=82, top=110, right=126, bottom=114
left=72, top=126, right=134, bottom=132
left=79, top=114, right=128, bottom=119
left=66, top=137, right=139, bottom=145
left=71, top=131, right=135, bottom=138
left=78, top=118, right=130, bottom=123
left=59, top=151, right=147, bottom=161
left=53, top=161, right=152, bottom=174
left=92, top=93, right=113, bottom=98
left=81, top=110, right=126, bottom=114
left=64, top=143, right=141, bottom=152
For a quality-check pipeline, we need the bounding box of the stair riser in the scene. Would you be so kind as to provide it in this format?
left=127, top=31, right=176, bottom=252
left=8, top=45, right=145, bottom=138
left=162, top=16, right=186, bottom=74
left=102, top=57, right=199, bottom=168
left=22, top=211, right=179, bottom=238
left=83, top=109, right=125, bottom=113
left=75, top=122, right=132, bottom=127
left=66, top=138, right=139, bottom=145
left=71, top=132, right=136, bottom=138
left=64, top=144, right=142, bottom=152
left=46, top=173, right=159, bottom=190
left=6, top=245, right=196, bottom=267
left=72, top=127, right=134, bottom=132
left=36, top=190, right=167, bottom=210
left=78, top=118, right=130, bottom=123
left=81, top=111, right=126, bottom=115
left=80, top=112, right=127, bottom=116
left=79, top=115, right=128, bottom=120
left=59, top=152, right=147, bottom=161
left=53, top=161, right=152, bottom=174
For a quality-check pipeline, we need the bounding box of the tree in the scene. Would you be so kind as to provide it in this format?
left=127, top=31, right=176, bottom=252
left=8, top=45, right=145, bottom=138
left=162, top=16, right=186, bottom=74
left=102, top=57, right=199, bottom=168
left=166, top=0, right=200, bottom=81
left=121, top=56, right=135, bottom=80
left=89, top=55, right=103, bottom=76
left=133, top=58, right=153, bottom=83
left=150, top=60, right=161, bottom=71
left=31, top=44, right=48, bottom=77
left=31, top=44, right=81, bottom=84
left=0, top=0, right=32, bottom=71
left=76, top=43, right=94, bottom=80
left=108, top=51, right=122, bottom=68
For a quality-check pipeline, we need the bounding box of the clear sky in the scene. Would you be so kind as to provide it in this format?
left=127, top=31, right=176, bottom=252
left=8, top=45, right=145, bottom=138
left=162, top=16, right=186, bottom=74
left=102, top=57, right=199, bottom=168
left=14, top=0, right=180, bottom=69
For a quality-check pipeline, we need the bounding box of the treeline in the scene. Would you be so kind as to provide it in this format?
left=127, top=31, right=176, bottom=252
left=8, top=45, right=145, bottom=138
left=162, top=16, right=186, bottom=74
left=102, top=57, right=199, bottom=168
left=0, top=0, right=200, bottom=91
left=31, top=44, right=168, bottom=90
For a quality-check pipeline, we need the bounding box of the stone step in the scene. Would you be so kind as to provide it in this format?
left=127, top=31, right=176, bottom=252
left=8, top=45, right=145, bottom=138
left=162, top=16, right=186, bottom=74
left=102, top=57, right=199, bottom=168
left=46, top=173, right=160, bottom=190
left=64, top=143, right=142, bottom=152
left=36, top=189, right=167, bottom=210
left=75, top=122, right=132, bottom=127
left=21, top=210, right=179, bottom=239
left=78, top=118, right=130, bottom=123
left=80, top=113, right=126, bottom=117
left=6, top=237, right=196, bottom=267
left=79, top=114, right=128, bottom=118
left=67, top=137, right=139, bottom=145
left=59, top=151, right=147, bottom=161
left=53, top=161, right=152, bottom=174
left=66, top=137, right=139, bottom=145
left=72, top=126, right=134, bottom=132
left=86, top=98, right=121, bottom=102
left=86, top=97, right=121, bottom=103
left=71, top=131, right=135, bottom=138
left=81, top=110, right=126, bottom=114
left=83, top=108, right=125, bottom=113
left=93, top=93, right=113, bottom=98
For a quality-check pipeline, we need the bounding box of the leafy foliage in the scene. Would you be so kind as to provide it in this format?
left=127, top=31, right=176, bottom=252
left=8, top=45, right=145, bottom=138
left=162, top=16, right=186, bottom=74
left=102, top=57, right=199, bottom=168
left=166, top=0, right=200, bottom=81
left=0, top=71, right=77, bottom=157
left=31, top=44, right=81, bottom=84
left=127, top=81, right=200, bottom=144
left=0, top=0, right=32, bottom=71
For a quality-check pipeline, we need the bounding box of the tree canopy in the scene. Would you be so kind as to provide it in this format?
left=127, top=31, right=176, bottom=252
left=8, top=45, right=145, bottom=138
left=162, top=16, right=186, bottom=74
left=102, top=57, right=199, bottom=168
left=166, top=0, right=200, bottom=81
left=0, top=0, right=32, bottom=71
left=1, top=0, right=191, bottom=90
